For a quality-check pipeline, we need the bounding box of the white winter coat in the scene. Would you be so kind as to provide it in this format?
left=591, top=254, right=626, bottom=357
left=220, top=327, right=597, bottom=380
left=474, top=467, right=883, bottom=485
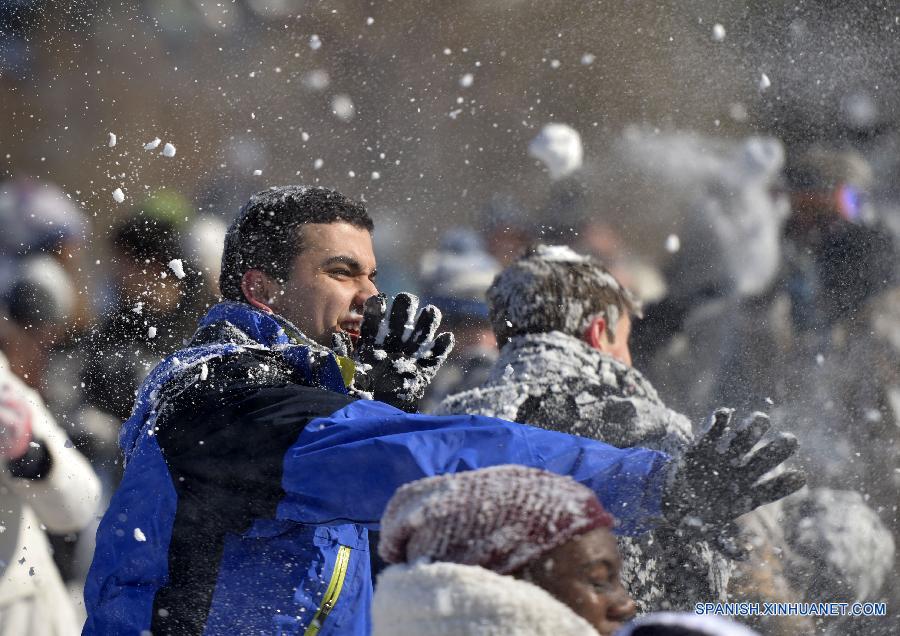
left=372, top=561, right=600, bottom=636
left=0, top=353, right=101, bottom=636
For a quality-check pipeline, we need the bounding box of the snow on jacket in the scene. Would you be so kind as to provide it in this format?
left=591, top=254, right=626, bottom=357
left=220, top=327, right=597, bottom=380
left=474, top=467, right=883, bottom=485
left=82, top=302, right=674, bottom=636
left=372, top=561, right=600, bottom=636
left=437, top=331, right=730, bottom=612
left=0, top=352, right=101, bottom=636
left=437, top=331, right=692, bottom=456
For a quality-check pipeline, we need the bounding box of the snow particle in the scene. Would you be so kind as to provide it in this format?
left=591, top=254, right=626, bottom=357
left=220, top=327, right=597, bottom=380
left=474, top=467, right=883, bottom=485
left=147, top=326, right=157, bottom=339
left=301, top=131, right=310, bottom=142
left=331, top=94, right=356, bottom=121
left=302, top=69, right=330, bottom=91
left=371, top=171, right=381, bottom=180
left=366, top=17, right=374, bottom=26
left=712, top=23, right=726, bottom=42
left=759, top=73, right=771, bottom=91
left=107, top=132, right=117, bottom=147
left=443, top=48, right=452, bottom=55
left=528, top=123, right=583, bottom=180
left=665, top=234, right=681, bottom=253
left=549, top=59, right=561, bottom=69
left=112, top=188, right=125, bottom=203
left=309, top=34, right=322, bottom=50
left=580, top=53, right=596, bottom=65
left=167, top=259, right=186, bottom=279
left=253, top=169, right=263, bottom=176
left=200, top=363, right=209, bottom=381
left=313, top=158, right=324, bottom=170
left=143, top=137, right=161, bottom=151
left=161, top=143, right=176, bottom=157
left=459, top=73, right=474, bottom=88
left=134, top=528, right=147, bottom=542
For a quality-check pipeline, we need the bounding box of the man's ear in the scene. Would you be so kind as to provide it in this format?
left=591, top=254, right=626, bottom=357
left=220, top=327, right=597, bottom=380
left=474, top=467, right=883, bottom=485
left=240, top=270, right=281, bottom=313
left=583, top=316, right=608, bottom=352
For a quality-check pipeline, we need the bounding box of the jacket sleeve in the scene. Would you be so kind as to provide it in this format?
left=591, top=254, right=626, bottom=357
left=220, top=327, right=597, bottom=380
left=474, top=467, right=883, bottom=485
left=277, top=399, right=670, bottom=535
left=0, top=357, right=102, bottom=533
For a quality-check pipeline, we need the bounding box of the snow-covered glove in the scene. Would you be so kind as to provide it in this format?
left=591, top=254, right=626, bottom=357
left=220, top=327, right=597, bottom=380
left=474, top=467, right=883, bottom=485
left=0, top=386, right=33, bottom=461
left=662, top=409, right=806, bottom=559
left=340, top=293, right=455, bottom=411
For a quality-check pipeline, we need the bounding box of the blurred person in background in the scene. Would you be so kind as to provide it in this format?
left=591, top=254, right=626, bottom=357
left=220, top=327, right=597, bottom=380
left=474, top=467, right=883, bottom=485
left=0, top=180, right=93, bottom=337
left=373, top=466, right=636, bottom=636
left=80, top=192, right=197, bottom=424
left=438, top=245, right=799, bottom=612
left=418, top=228, right=500, bottom=412
left=0, top=349, right=100, bottom=635
left=782, top=146, right=896, bottom=336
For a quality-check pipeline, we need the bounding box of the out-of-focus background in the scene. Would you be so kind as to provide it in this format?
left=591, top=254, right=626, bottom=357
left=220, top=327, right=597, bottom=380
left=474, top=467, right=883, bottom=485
left=1, top=1, right=899, bottom=634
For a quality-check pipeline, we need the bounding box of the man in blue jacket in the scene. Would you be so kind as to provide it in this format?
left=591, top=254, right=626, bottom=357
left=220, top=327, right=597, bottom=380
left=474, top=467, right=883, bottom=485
left=83, top=186, right=804, bottom=635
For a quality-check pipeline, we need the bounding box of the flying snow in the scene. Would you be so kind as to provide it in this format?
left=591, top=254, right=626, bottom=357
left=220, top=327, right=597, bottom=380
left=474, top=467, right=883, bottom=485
left=712, top=24, right=726, bottom=42
left=161, top=143, right=176, bottom=157
left=112, top=188, right=125, bottom=203
left=143, top=137, right=161, bottom=150
left=168, top=259, right=186, bottom=279
left=528, top=123, right=583, bottom=180
left=459, top=73, right=474, bottom=88
left=309, top=34, right=322, bottom=50
left=107, top=132, right=117, bottom=147
left=134, top=528, right=147, bottom=542
left=147, top=326, right=157, bottom=339
left=331, top=95, right=356, bottom=121
left=665, top=234, right=681, bottom=253
left=759, top=73, right=771, bottom=91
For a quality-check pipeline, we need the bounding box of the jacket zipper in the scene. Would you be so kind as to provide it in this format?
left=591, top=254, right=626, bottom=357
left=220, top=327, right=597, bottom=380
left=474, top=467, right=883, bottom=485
left=304, top=545, right=352, bottom=636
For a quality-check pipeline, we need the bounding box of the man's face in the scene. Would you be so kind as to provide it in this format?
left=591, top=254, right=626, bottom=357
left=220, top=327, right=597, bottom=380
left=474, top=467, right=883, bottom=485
left=269, top=222, right=378, bottom=347
left=523, top=528, right=635, bottom=636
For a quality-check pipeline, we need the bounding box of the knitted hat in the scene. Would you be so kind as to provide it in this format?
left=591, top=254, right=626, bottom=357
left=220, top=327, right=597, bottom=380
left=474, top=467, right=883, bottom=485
left=378, top=465, right=614, bottom=575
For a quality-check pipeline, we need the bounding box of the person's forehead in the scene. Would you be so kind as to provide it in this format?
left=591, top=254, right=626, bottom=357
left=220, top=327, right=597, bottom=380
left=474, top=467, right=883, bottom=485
left=298, top=222, right=375, bottom=261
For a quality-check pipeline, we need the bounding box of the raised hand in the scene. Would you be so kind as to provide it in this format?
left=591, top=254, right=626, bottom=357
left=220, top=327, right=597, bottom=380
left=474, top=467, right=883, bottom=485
left=662, top=409, right=806, bottom=558
left=349, top=293, right=454, bottom=411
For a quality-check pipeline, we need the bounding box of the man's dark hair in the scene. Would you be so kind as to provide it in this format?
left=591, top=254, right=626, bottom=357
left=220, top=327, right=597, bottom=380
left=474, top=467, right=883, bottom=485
left=219, top=186, right=373, bottom=301
left=487, top=244, right=640, bottom=348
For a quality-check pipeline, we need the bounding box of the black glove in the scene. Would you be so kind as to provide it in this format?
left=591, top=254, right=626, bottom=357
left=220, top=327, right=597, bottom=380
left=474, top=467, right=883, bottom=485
left=662, top=409, right=806, bottom=558
left=341, top=293, right=454, bottom=411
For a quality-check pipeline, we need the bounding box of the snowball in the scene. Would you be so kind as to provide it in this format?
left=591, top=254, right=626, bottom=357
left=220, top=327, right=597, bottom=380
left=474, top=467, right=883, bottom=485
left=147, top=326, right=157, bottom=339
left=331, top=94, right=355, bottom=121
left=309, top=34, right=322, bottom=50
left=302, top=69, right=330, bottom=91
left=161, top=143, right=176, bottom=157
left=168, top=259, right=186, bottom=279
left=134, top=528, right=147, bottom=542
left=143, top=137, right=161, bottom=150
left=712, top=23, right=726, bottom=41
left=759, top=73, right=771, bottom=91
left=108, top=132, right=117, bottom=147
left=459, top=73, right=474, bottom=88
left=252, top=169, right=263, bottom=176
left=112, top=188, right=125, bottom=203
left=665, top=234, right=681, bottom=253
left=528, top=123, right=583, bottom=180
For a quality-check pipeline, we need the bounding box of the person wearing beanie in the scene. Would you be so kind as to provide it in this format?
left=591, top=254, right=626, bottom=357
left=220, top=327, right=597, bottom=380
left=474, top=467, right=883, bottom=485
left=373, top=466, right=634, bottom=636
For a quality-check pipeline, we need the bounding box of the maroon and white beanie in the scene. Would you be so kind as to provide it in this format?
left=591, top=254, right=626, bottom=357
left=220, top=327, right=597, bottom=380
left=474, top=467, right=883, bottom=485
left=378, top=465, right=615, bottom=575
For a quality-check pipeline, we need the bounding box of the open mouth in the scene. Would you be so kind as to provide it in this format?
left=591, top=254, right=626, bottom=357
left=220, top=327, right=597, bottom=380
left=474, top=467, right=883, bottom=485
left=338, top=321, right=361, bottom=343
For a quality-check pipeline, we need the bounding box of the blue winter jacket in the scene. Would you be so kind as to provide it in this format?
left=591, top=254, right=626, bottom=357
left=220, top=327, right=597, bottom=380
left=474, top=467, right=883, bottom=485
left=83, top=302, right=671, bottom=636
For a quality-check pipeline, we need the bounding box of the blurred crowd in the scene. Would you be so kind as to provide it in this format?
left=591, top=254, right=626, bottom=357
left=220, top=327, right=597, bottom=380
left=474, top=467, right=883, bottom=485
left=0, top=130, right=898, bottom=635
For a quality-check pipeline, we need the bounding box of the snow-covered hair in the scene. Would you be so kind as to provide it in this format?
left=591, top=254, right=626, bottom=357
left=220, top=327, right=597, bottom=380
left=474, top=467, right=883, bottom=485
left=378, top=465, right=614, bottom=575
left=219, top=185, right=373, bottom=301
left=487, top=244, right=640, bottom=347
